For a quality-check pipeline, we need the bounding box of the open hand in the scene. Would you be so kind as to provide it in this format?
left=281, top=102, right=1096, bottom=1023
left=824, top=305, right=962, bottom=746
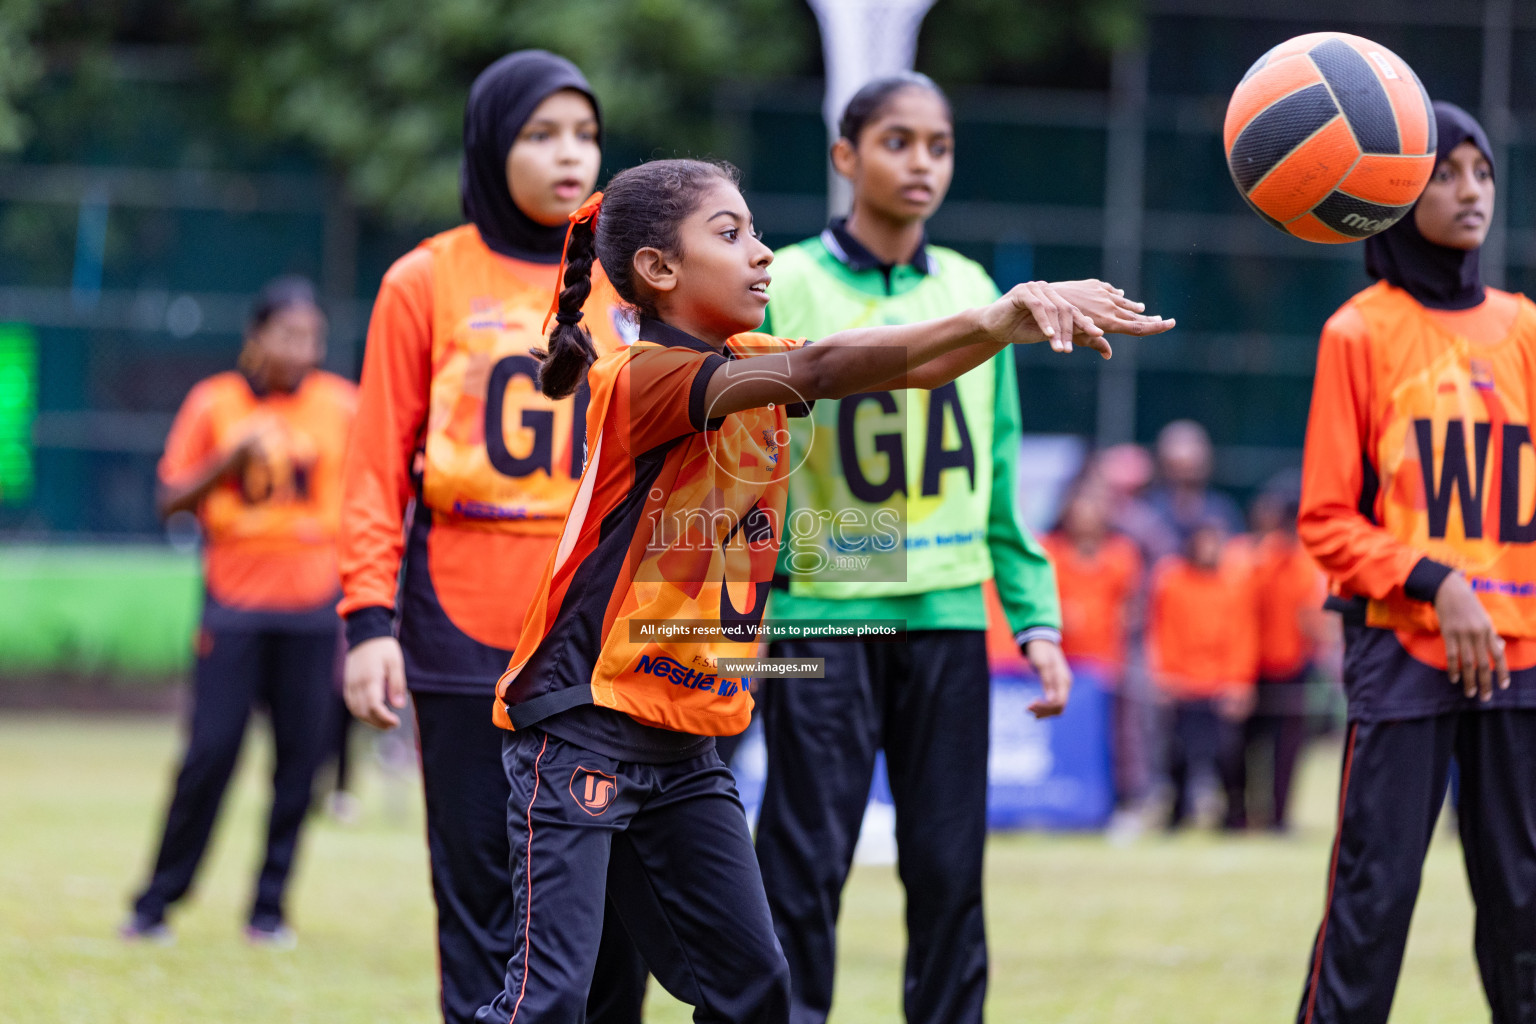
left=1053, top=279, right=1175, bottom=340
left=1434, top=572, right=1509, bottom=701
left=981, top=281, right=1110, bottom=358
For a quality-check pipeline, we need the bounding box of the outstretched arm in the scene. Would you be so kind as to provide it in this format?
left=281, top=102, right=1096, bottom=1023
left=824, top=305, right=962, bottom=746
left=896, top=279, right=1171, bottom=390
left=704, top=280, right=1122, bottom=418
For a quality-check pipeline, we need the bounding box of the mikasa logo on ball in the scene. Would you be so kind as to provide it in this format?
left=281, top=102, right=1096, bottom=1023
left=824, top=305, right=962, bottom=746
left=1342, top=212, right=1394, bottom=232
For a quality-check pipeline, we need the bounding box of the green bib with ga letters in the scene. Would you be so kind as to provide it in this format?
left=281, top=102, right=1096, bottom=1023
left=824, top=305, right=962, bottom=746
left=765, top=237, right=1004, bottom=599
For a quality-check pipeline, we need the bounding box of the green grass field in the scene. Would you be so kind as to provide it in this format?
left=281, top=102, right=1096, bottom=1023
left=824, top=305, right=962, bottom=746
left=0, top=714, right=1488, bottom=1023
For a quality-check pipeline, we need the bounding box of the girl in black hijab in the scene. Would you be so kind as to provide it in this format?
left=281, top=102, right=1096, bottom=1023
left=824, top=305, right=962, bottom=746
left=1364, top=101, right=1493, bottom=310
left=338, top=51, right=644, bottom=1024
left=461, top=50, right=602, bottom=261
left=1294, top=100, right=1536, bottom=1024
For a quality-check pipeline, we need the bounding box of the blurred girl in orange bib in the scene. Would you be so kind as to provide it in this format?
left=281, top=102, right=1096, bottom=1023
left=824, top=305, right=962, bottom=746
left=124, top=277, right=355, bottom=947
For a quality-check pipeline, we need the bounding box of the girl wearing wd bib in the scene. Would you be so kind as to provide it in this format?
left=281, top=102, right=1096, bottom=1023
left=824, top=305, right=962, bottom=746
left=1294, top=102, right=1536, bottom=1024
left=478, top=158, right=1169, bottom=1023
left=338, top=52, right=643, bottom=1024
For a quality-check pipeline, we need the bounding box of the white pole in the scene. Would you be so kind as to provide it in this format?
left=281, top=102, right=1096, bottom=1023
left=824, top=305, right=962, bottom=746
left=1480, top=0, right=1512, bottom=290
left=806, top=0, right=939, bottom=217
left=804, top=0, right=938, bottom=867
left=1096, top=46, right=1148, bottom=447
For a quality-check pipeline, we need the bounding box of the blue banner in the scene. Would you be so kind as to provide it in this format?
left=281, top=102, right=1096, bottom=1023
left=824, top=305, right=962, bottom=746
left=985, top=664, right=1115, bottom=830
left=729, top=661, right=1115, bottom=835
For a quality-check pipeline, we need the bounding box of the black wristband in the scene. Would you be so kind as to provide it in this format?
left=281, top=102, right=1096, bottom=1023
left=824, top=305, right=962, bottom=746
left=344, top=605, right=396, bottom=650
left=1404, top=558, right=1456, bottom=603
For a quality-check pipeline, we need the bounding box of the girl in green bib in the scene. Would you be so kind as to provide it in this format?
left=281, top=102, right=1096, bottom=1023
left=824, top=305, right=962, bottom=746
left=753, top=73, right=1133, bottom=1024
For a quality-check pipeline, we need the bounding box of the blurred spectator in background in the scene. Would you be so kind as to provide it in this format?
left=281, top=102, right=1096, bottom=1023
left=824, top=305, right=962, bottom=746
left=1147, top=517, right=1258, bottom=830
left=1144, top=421, right=1246, bottom=547
left=1093, top=443, right=1173, bottom=836
left=1043, top=470, right=1145, bottom=810
left=122, top=277, right=356, bottom=947
left=1097, top=442, right=1178, bottom=565
left=1235, top=473, right=1327, bottom=832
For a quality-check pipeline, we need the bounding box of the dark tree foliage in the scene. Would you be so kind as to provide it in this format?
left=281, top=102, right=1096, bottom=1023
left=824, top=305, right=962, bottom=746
left=0, top=0, right=55, bottom=150
left=189, top=0, right=821, bottom=221
left=3, top=0, right=1139, bottom=219
left=919, top=0, right=1141, bottom=90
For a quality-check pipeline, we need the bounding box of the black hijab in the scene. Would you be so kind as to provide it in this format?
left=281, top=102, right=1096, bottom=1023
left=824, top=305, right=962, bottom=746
left=1364, top=102, right=1494, bottom=310
left=461, top=50, right=601, bottom=263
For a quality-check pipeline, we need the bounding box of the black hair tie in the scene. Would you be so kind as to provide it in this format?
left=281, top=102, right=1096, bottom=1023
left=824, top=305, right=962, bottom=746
left=554, top=310, right=584, bottom=326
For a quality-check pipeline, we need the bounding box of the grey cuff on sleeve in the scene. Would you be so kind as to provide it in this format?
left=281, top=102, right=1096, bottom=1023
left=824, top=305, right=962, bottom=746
left=1014, top=626, right=1062, bottom=652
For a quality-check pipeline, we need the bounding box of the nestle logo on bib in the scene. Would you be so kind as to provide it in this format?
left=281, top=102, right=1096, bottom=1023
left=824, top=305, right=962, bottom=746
left=570, top=767, right=617, bottom=815
left=636, top=654, right=746, bottom=698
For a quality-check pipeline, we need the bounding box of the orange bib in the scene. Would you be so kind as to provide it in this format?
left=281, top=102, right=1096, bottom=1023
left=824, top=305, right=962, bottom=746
left=420, top=225, right=628, bottom=532
left=495, top=332, right=805, bottom=737
left=164, top=370, right=356, bottom=610
left=1355, top=283, right=1536, bottom=637
left=192, top=371, right=354, bottom=549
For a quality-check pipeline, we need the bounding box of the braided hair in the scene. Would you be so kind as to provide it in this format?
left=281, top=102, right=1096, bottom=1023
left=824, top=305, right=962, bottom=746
left=537, top=218, right=600, bottom=399
left=536, top=158, right=740, bottom=399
